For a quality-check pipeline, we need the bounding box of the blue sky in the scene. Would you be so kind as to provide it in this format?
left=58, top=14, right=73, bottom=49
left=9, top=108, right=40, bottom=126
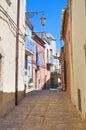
left=26, top=0, right=67, bottom=50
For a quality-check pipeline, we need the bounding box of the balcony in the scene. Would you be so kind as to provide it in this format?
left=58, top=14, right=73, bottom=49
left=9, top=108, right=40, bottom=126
left=46, top=57, right=53, bottom=65
left=25, top=37, right=34, bottom=55
left=50, top=69, right=58, bottom=73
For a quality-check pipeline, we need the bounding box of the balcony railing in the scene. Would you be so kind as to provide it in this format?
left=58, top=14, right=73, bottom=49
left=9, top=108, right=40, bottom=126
left=26, top=36, right=34, bottom=53
left=46, top=57, right=53, bottom=65
left=50, top=69, right=58, bottom=73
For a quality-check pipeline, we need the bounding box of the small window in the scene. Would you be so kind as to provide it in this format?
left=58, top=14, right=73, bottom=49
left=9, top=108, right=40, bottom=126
left=47, top=49, right=49, bottom=58
left=28, top=66, right=30, bottom=75
left=50, top=49, right=52, bottom=57
left=25, top=54, right=28, bottom=69
left=78, top=89, right=82, bottom=111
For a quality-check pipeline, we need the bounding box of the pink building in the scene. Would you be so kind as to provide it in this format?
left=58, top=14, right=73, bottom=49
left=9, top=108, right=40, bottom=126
left=33, top=32, right=52, bottom=89
left=32, top=32, right=46, bottom=89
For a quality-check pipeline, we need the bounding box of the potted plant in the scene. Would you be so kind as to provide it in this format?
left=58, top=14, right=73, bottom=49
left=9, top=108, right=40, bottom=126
left=28, top=78, right=33, bottom=88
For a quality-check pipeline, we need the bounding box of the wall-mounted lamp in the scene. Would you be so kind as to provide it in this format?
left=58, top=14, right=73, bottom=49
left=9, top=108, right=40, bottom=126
left=26, top=11, right=46, bottom=26
left=6, top=0, right=12, bottom=6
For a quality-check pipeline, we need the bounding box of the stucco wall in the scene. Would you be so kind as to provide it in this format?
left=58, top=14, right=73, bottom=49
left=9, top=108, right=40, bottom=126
left=71, top=0, right=86, bottom=119
left=32, top=40, right=45, bottom=89
left=0, top=0, right=26, bottom=116
left=65, top=13, right=71, bottom=94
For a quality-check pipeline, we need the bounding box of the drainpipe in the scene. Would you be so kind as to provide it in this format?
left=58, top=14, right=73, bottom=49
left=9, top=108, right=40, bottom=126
left=15, top=0, right=20, bottom=105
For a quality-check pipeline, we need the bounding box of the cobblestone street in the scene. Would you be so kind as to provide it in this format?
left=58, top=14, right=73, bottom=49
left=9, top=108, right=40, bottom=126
left=0, top=90, right=86, bottom=130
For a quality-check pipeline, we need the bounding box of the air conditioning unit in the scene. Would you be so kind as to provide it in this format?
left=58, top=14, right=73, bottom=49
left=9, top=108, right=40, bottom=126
left=6, top=0, right=12, bottom=6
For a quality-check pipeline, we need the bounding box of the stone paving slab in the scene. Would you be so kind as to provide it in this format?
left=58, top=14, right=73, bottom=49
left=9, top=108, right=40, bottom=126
left=0, top=90, right=86, bottom=130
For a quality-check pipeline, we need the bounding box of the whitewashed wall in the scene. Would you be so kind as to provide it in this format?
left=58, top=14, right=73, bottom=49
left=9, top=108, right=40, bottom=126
left=0, top=0, right=26, bottom=116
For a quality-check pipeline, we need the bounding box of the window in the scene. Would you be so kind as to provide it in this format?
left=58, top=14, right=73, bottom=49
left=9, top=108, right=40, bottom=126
left=47, top=49, right=49, bottom=58
left=77, top=89, right=82, bottom=111
left=25, top=54, right=28, bottom=69
left=28, top=66, right=30, bottom=75
left=50, top=49, right=52, bottom=57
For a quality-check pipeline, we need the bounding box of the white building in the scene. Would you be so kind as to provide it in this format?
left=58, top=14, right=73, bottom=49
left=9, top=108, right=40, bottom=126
left=36, top=32, right=58, bottom=87
left=0, top=0, right=26, bottom=116
left=46, top=33, right=58, bottom=73
left=35, top=32, right=51, bottom=88
left=36, top=32, right=58, bottom=71
left=25, top=20, right=34, bottom=89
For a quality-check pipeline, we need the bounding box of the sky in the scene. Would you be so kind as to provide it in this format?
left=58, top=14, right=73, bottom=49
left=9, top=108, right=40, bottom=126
left=26, top=0, right=67, bottom=50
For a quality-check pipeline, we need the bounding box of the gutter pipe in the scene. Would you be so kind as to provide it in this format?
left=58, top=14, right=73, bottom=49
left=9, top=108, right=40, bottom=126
left=15, top=0, right=20, bottom=105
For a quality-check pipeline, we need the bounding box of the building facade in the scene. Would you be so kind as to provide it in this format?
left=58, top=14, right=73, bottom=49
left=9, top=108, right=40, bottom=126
left=35, top=32, right=58, bottom=89
left=24, top=20, right=34, bottom=91
left=46, top=33, right=58, bottom=88
left=60, top=8, right=71, bottom=94
left=35, top=32, right=51, bottom=89
left=0, top=0, right=26, bottom=116
left=68, top=0, right=86, bottom=119
left=32, top=32, right=45, bottom=89
left=59, top=47, right=66, bottom=90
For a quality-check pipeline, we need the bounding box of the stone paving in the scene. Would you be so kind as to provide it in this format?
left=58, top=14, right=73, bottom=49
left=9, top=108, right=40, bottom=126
left=0, top=90, right=86, bottom=130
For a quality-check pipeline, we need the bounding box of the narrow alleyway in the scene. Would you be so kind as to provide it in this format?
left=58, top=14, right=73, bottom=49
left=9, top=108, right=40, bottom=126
left=0, top=90, right=86, bottom=130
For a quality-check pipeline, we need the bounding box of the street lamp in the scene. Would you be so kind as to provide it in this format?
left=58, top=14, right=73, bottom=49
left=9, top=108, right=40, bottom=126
left=26, top=11, right=46, bottom=26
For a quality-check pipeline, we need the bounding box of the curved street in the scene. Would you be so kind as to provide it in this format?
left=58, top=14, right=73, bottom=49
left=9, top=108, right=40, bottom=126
left=0, top=90, right=86, bottom=130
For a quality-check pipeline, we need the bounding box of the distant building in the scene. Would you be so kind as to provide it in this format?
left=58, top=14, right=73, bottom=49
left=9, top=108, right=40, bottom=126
left=32, top=32, right=45, bottom=89
left=35, top=32, right=58, bottom=88
left=59, top=47, right=65, bottom=90
left=24, top=19, right=34, bottom=91
left=60, top=7, right=71, bottom=94
left=35, top=32, right=51, bottom=89
left=46, top=33, right=57, bottom=73
left=46, top=33, right=58, bottom=87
